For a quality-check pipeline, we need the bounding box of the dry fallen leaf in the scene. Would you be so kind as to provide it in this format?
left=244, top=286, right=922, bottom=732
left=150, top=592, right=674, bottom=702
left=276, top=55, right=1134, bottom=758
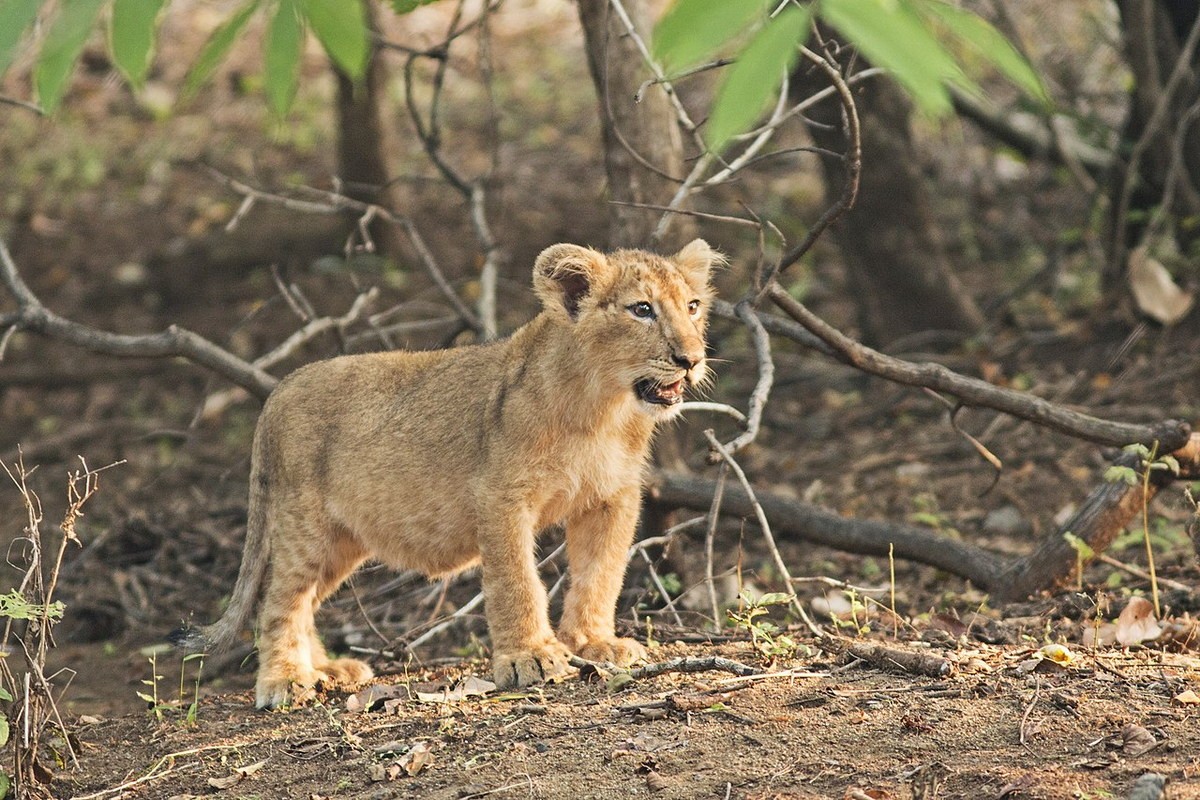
left=207, top=760, right=266, bottom=790
left=415, top=675, right=496, bottom=703
left=400, top=741, right=434, bottom=777
left=644, top=770, right=669, bottom=792
left=1082, top=622, right=1117, bottom=647
left=1116, top=597, right=1163, bottom=647
left=1172, top=689, right=1200, bottom=706
left=1121, top=724, right=1158, bottom=756
left=345, top=683, right=407, bottom=712
left=1128, top=245, right=1195, bottom=326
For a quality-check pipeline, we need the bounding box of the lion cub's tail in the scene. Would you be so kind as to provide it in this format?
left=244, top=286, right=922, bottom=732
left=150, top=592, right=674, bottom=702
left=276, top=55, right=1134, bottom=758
left=169, top=451, right=271, bottom=655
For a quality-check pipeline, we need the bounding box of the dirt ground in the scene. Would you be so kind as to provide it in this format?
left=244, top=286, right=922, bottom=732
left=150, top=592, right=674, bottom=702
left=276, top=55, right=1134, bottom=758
left=53, top=638, right=1200, bottom=799
left=2, top=1, right=1200, bottom=798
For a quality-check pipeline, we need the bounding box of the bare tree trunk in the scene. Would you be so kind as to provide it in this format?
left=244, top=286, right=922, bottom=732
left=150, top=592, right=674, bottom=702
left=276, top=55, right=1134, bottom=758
left=334, top=0, right=403, bottom=256
left=791, top=51, right=985, bottom=346
left=1106, top=0, right=1200, bottom=286
left=575, top=0, right=693, bottom=250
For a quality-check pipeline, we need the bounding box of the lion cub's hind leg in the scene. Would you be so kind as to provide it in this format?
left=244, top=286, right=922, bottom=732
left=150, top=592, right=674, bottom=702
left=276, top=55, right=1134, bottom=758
left=307, top=531, right=374, bottom=688
left=254, top=518, right=370, bottom=709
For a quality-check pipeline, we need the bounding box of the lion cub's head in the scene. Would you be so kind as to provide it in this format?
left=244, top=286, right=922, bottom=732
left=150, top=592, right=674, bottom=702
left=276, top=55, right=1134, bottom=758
left=532, top=239, right=720, bottom=416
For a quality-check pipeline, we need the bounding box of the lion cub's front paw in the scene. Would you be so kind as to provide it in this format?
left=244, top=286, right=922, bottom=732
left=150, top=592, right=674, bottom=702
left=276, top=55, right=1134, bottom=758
left=256, top=673, right=318, bottom=710
left=573, top=636, right=648, bottom=667
left=493, top=640, right=572, bottom=689
left=255, top=659, right=374, bottom=709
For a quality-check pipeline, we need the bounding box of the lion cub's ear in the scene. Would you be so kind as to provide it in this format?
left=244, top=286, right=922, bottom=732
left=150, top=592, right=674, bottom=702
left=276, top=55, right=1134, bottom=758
left=673, top=239, right=723, bottom=288
left=533, top=244, right=612, bottom=320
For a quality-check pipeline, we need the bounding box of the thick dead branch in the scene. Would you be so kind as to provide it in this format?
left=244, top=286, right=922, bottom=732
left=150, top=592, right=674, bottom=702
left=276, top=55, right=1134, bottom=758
left=654, top=434, right=1200, bottom=601
left=993, top=434, right=1200, bottom=601
left=648, top=470, right=1008, bottom=591
left=766, top=283, right=1192, bottom=451
left=1, top=239, right=277, bottom=401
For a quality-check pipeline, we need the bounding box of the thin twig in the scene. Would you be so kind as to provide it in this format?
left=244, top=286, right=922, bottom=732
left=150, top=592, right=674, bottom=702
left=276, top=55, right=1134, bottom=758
left=1019, top=677, right=1041, bottom=745
left=703, top=430, right=822, bottom=636
left=254, top=288, right=379, bottom=370
left=773, top=46, right=862, bottom=282
left=628, top=655, right=760, bottom=679
left=679, top=402, right=747, bottom=423
left=204, top=167, right=486, bottom=335
left=704, top=464, right=729, bottom=627
left=1094, top=552, right=1192, bottom=593
left=1109, top=11, right=1200, bottom=277
left=719, top=301, right=774, bottom=455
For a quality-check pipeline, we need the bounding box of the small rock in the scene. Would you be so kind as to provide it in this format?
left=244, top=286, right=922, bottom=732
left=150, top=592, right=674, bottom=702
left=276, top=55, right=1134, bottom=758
left=982, top=505, right=1030, bottom=537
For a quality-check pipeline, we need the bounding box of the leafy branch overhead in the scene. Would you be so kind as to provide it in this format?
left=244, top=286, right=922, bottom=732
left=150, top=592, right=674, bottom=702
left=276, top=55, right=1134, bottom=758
left=653, top=0, right=1049, bottom=152
left=7, top=0, right=1043, bottom=125
left=1, top=0, right=412, bottom=114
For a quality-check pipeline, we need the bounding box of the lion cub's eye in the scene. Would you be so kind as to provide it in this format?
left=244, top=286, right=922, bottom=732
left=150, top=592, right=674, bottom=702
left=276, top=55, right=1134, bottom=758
left=687, top=299, right=701, bottom=316
left=628, top=301, right=655, bottom=320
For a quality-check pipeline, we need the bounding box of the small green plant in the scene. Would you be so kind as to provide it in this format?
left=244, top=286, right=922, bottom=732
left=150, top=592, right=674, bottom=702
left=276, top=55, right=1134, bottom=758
left=827, top=588, right=872, bottom=636
left=1062, top=532, right=1094, bottom=590
left=137, top=652, right=205, bottom=724
left=727, top=591, right=798, bottom=662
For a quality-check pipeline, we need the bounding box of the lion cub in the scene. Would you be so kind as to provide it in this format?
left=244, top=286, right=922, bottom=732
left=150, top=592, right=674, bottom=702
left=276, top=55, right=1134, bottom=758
left=180, top=239, right=718, bottom=708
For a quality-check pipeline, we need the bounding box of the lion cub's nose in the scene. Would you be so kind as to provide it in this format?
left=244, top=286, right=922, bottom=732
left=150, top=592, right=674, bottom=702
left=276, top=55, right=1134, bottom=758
left=671, top=351, right=702, bottom=370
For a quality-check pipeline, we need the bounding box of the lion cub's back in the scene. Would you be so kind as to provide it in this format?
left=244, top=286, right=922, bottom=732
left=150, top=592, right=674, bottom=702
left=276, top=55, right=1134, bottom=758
left=254, top=347, right=503, bottom=566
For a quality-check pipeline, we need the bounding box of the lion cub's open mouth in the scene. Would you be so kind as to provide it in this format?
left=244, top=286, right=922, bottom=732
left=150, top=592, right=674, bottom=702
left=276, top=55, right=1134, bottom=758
left=635, top=378, right=686, bottom=406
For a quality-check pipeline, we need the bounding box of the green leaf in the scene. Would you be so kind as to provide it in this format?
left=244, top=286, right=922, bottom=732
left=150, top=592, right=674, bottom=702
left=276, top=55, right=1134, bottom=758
left=652, top=0, right=766, bottom=72
left=110, top=0, right=167, bottom=88
left=756, top=592, right=794, bottom=607
left=1104, top=465, right=1140, bottom=487
left=706, top=4, right=810, bottom=153
left=0, top=687, right=11, bottom=701
left=184, top=0, right=260, bottom=99
left=0, top=0, right=42, bottom=79
left=0, top=713, right=7, bottom=749
left=919, top=0, right=1048, bottom=103
left=390, top=0, right=438, bottom=13
left=0, top=770, right=9, bottom=800
left=264, top=0, right=303, bottom=116
left=297, top=0, right=368, bottom=79
left=1062, top=532, right=1094, bottom=559
left=1152, top=455, right=1180, bottom=475
left=33, top=0, right=108, bottom=112
left=820, top=0, right=968, bottom=117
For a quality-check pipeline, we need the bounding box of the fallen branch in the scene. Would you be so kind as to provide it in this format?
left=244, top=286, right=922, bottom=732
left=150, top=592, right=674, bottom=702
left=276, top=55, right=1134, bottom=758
left=992, top=434, right=1200, bottom=601
left=649, top=470, right=1008, bottom=590
left=838, top=640, right=953, bottom=679
left=1, top=239, right=277, bottom=400
left=623, top=656, right=760, bottom=679
left=653, top=433, right=1200, bottom=601
left=766, top=282, right=1192, bottom=452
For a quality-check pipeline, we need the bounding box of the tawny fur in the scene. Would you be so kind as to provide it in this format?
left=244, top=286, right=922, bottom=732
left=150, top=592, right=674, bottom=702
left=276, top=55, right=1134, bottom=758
left=186, top=240, right=719, bottom=708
